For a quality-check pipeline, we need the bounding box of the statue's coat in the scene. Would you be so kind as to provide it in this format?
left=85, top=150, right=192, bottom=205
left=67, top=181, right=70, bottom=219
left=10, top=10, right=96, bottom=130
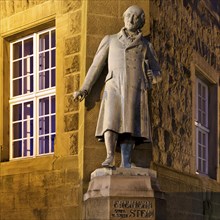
left=81, top=28, right=161, bottom=143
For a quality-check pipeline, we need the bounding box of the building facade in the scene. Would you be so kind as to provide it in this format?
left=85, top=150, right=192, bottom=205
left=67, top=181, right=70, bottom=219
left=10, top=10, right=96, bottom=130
left=0, top=0, right=219, bottom=219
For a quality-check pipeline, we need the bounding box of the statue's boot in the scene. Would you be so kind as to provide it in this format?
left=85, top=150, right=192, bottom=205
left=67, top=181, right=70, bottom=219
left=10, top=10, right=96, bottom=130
left=120, top=143, right=133, bottom=168
left=101, top=156, right=114, bottom=168
left=101, top=131, right=118, bottom=168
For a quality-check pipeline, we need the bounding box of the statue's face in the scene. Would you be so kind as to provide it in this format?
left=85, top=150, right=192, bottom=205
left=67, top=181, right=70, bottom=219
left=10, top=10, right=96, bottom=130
left=123, top=6, right=143, bottom=32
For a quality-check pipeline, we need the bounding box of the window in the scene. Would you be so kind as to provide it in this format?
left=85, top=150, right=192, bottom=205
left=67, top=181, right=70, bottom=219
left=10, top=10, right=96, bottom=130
left=192, top=54, right=218, bottom=179
left=10, top=28, right=56, bottom=159
left=194, top=72, right=218, bottom=178
left=195, top=78, right=209, bottom=174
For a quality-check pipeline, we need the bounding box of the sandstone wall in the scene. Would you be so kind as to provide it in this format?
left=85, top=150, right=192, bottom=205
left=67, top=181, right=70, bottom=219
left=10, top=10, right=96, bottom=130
left=0, top=0, right=86, bottom=219
left=150, top=0, right=220, bottom=219
left=0, top=156, right=80, bottom=220
left=150, top=0, right=220, bottom=173
left=154, top=163, right=220, bottom=220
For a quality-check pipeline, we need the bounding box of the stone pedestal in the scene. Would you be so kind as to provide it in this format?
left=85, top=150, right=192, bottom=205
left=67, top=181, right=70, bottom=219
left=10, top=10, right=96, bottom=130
left=83, top=167, right=166, bottom=220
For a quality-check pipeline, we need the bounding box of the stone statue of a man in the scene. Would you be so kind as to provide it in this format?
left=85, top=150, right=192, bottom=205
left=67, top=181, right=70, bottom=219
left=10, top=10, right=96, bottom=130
left=74, top=5, right=161, bottom=168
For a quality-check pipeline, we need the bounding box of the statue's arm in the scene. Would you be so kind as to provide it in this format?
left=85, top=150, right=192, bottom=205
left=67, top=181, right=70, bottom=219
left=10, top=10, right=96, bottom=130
left=73, top=35, right=110, bottom=102
left=146, top=42, right=162, bottom=84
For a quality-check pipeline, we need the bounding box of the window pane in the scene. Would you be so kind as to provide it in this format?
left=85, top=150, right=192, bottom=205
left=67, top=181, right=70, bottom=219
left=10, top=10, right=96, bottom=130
left=39, top=32, right=49, bottom=52
left=39, top=52, right=50, bottom=71
left=13, top=78, right=22, bottom=96
left=39, top=97, right=50, bottom=116
left=202, top=160, right=206, bottom=173
left=202, top=147, right=206, bottom=159
left=202, top=99, right=206, bottom=112
left=24, top=38, right=33, bottom=56
left=51, top=96, right=55, bottom=113
left=13, top=42, right=22, bottom=60
left=39, top=71, right=50, bottom=90
left=24, top=101, right=33, bottom=119
left=39, top=136, right=49, bottom=154
left=51, top=135, right=55, bottom=152
left=198, top=131, right=202, bottom=144
left=23, top=139, right=33, bottom=156
left=24, top=57, right=33, bottom=75
left=198, top=110, right=201, bottom=123
left=23, top=75, right=34, bottom=94
left=13, top=122, right=22, bottom=139
left=51, top=49, right=56, bottom=67
left=13, top=104, right=22, bottom=121
left=39, top=117, right=50, bottom=135
left=198, top=96, right=201, bottom=110
left=23, top=120, right=33, bottom=138
left=197, top=127, right=208, bottom=174
left=51, top=69, right=56, bottom=87
left=202, top=113, right=206, bottom=126
left=202, top=85, right=206, bottom=98
left=13, top=60, right=22, bottom=78
left=51, top=30, right=56, bottom=48
left=13, top=141, right=22, bottom=158
left=198, top=145, right=201, bottom=157
left=51, top=115, right=55, bottom=133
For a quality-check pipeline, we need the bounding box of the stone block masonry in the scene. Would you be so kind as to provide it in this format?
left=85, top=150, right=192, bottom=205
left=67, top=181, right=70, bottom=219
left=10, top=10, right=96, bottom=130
left=0, top=156, right=80, bottom=220
left=150, top=0, right=220, bottom=173
left=149, top=1, right=220, bottom=219
left=0, top=0, right=85, bottom=219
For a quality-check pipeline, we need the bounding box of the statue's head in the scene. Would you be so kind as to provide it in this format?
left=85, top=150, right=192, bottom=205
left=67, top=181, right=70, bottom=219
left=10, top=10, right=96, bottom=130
left=123, top=5, right=145, bottom=32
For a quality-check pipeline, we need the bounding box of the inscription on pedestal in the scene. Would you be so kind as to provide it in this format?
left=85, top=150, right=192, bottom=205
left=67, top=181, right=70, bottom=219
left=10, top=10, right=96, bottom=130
left=110, top=198, right=155, bottom=220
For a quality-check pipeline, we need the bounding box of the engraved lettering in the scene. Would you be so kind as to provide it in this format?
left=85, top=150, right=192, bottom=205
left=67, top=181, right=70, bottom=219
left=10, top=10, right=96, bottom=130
left=111, top=199, right=155, bottom=219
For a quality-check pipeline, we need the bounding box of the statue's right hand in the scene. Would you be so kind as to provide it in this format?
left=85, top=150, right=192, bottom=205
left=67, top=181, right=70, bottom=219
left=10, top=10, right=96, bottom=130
left=73, top=90, right=88, bottom=102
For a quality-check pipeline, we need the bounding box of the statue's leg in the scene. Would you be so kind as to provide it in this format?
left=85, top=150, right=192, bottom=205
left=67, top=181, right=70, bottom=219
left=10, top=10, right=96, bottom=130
left=101, top=130, right=118, bottom=168
left=120, top=138, right=135, bottom=168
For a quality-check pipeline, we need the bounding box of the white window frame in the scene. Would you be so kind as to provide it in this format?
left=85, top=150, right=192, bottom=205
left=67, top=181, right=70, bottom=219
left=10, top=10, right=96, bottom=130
left=9, top=27, right=56, bottom=160
left=37, top=94, right=56, bottom=155
left=195, top=77, right=209, bottom=174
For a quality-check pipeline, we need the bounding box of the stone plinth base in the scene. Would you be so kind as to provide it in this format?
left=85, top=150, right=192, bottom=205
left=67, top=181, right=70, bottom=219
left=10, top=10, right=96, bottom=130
left=83, top=167, right=166, bottom=220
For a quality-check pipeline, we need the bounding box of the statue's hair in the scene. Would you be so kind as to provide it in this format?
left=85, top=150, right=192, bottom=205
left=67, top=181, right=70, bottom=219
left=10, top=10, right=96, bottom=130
left=123, top=5, right=145, bottom=30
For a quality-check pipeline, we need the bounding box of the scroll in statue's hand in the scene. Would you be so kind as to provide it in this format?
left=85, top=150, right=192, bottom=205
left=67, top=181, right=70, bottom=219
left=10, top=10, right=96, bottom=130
left=147, top=70, right=153, bottom=83
left=73, top=90, right=88, bottom=102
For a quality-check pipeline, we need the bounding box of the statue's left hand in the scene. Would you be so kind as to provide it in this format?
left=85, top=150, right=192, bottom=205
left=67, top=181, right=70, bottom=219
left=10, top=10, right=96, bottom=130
left=73, top=90, right=88, bottom=102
